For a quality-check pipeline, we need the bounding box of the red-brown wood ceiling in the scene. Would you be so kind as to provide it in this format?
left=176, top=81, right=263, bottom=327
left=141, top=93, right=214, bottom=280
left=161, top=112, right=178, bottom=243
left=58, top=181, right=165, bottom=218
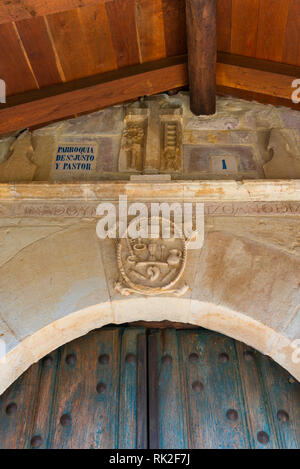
left=0, top=0, right=299, bottom=98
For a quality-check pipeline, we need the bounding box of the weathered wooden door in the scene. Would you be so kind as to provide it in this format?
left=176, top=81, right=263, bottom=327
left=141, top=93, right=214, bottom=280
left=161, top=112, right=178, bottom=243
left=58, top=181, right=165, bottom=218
left=0, top=327, right=299, bottom=449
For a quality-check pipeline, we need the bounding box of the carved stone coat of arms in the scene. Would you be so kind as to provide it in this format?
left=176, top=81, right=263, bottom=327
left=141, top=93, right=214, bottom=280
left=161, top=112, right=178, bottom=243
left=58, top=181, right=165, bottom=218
left=115, top=220, right=189, bottom=297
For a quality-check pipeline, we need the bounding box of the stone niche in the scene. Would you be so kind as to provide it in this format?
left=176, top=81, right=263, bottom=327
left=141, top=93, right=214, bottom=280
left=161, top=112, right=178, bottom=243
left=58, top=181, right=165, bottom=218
left=0, top=93, right=300, bottom=182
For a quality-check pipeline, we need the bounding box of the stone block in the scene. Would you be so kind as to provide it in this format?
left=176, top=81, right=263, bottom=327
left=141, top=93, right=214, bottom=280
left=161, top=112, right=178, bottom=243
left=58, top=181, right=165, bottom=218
left=184, top=145, right=258, bottom=175
left=0, top=223, right=111, bottom=341
left=191, top=231, right=300, bottom=334
left=264, top=129, right=300, bottom=178
left=0, top=132, right=36, bottom=182
left=0, top=134, right=15, bottom=164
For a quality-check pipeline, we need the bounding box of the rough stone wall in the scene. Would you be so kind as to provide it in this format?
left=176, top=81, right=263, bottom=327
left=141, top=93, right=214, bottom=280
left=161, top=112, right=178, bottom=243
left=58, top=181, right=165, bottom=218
left=0, top=93, right=299, bottom=182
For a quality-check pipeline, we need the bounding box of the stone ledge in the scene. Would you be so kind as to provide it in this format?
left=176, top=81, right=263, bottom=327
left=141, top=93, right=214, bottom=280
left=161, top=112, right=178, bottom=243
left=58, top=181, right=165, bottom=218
left=0, top=179, right=300, bottom=201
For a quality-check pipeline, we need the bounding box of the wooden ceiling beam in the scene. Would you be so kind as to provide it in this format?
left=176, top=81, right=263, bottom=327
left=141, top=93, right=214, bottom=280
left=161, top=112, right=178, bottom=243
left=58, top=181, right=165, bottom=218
left=0, top=56, right=188, bottom=135
left=0, top=54, right=299, bottom=135
left=0, top=0, right=109, bottom=24
left=186, top=0, right=217, bottom=115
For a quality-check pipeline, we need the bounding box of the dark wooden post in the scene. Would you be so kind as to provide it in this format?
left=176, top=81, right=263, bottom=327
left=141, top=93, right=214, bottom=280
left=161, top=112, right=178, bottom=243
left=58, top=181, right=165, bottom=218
left=186, top=0, right=217, bottom=115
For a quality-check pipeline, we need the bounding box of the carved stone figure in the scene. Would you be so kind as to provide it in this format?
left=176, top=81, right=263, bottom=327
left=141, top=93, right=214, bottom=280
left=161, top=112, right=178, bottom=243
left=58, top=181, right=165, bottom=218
left=118, top=106, right=148, bottom=172
left=122, top=123, right=145, bottom=171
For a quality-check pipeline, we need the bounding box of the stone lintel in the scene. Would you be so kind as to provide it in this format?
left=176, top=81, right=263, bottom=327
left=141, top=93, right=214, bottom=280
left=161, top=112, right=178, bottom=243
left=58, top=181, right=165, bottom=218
left=0, top=180, right=299, bottom=202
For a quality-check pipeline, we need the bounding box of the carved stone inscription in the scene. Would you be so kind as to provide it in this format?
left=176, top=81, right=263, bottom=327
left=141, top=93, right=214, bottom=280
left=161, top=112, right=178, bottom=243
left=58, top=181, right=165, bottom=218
left=1, top=202, right=300, bottom=218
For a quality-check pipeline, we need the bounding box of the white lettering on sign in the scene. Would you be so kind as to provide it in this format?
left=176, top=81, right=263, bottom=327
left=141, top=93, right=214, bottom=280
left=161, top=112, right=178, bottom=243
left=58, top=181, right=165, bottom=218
left=291, top=79, right=300, bottom=104
left=53, top=143, right=98, bottom=173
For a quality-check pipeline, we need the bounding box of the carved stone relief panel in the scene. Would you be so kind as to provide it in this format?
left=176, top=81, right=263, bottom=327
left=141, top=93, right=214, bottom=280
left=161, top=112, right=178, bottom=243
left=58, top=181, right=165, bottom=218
left=118, top=108, right=149, bottom=172
left=115, top=218, right=189, bottom=296
left=160, top=116, right=183, bottom=172
left=118, top=98, right=183, bottom=173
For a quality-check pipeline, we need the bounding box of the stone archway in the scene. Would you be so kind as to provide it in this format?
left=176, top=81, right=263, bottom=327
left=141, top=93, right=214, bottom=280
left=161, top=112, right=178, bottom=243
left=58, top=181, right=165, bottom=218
left=0, top=298, right=298, bottom=396
left=0, top=211, right=299, bottom=394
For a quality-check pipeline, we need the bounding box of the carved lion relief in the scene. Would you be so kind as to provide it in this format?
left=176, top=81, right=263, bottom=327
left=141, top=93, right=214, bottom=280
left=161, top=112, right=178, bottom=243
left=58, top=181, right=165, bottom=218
left=115, top=219, right=189, bottom=297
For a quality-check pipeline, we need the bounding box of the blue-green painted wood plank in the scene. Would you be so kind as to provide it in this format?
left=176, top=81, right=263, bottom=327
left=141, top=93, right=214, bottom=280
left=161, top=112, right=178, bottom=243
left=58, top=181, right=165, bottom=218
left=25, top=350, right=60, bottom=449
left=236, top=342, right=279, bottom=449
left=118, top=327, right=145, bottom=449
left=179, top=330, right=250, bottom=449
left=258, top=352, right=300, bottom=448
left=155, top=329, right=189, bottom=449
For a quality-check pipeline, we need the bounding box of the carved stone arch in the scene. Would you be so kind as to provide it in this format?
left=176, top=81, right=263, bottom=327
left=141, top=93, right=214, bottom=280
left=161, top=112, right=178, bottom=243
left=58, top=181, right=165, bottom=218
left=0, top=299, right=298, bottom=396
left=0, top=218, right=299, bottom=394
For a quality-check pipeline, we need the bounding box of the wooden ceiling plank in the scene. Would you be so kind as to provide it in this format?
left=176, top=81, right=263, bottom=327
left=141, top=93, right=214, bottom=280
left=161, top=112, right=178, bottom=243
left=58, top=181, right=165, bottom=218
left=0, top=22, right=38, bottom=95
left=0, top=0, right=110, bottom=25
left=15, top=16, right=63, bottom=88
left=105, top=0, right=141, bottom=68
left=186, top=0, right=217, bottom=115
left=231, top=0, right=260, bottom=57
left=76, top=3, right=118, bottom=74
left=45, top=5, right=118, bottom=82
left=283, top=0, right=300, bottom=66
left=256, top=0, right=290, bottom=63
left=216, top=0, right=232, bottom=53
left=46, top=9, right=96, bottom=81
left=135, top=0, right=167, bottom=63
left=161, top=0, right=187, bottom=57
